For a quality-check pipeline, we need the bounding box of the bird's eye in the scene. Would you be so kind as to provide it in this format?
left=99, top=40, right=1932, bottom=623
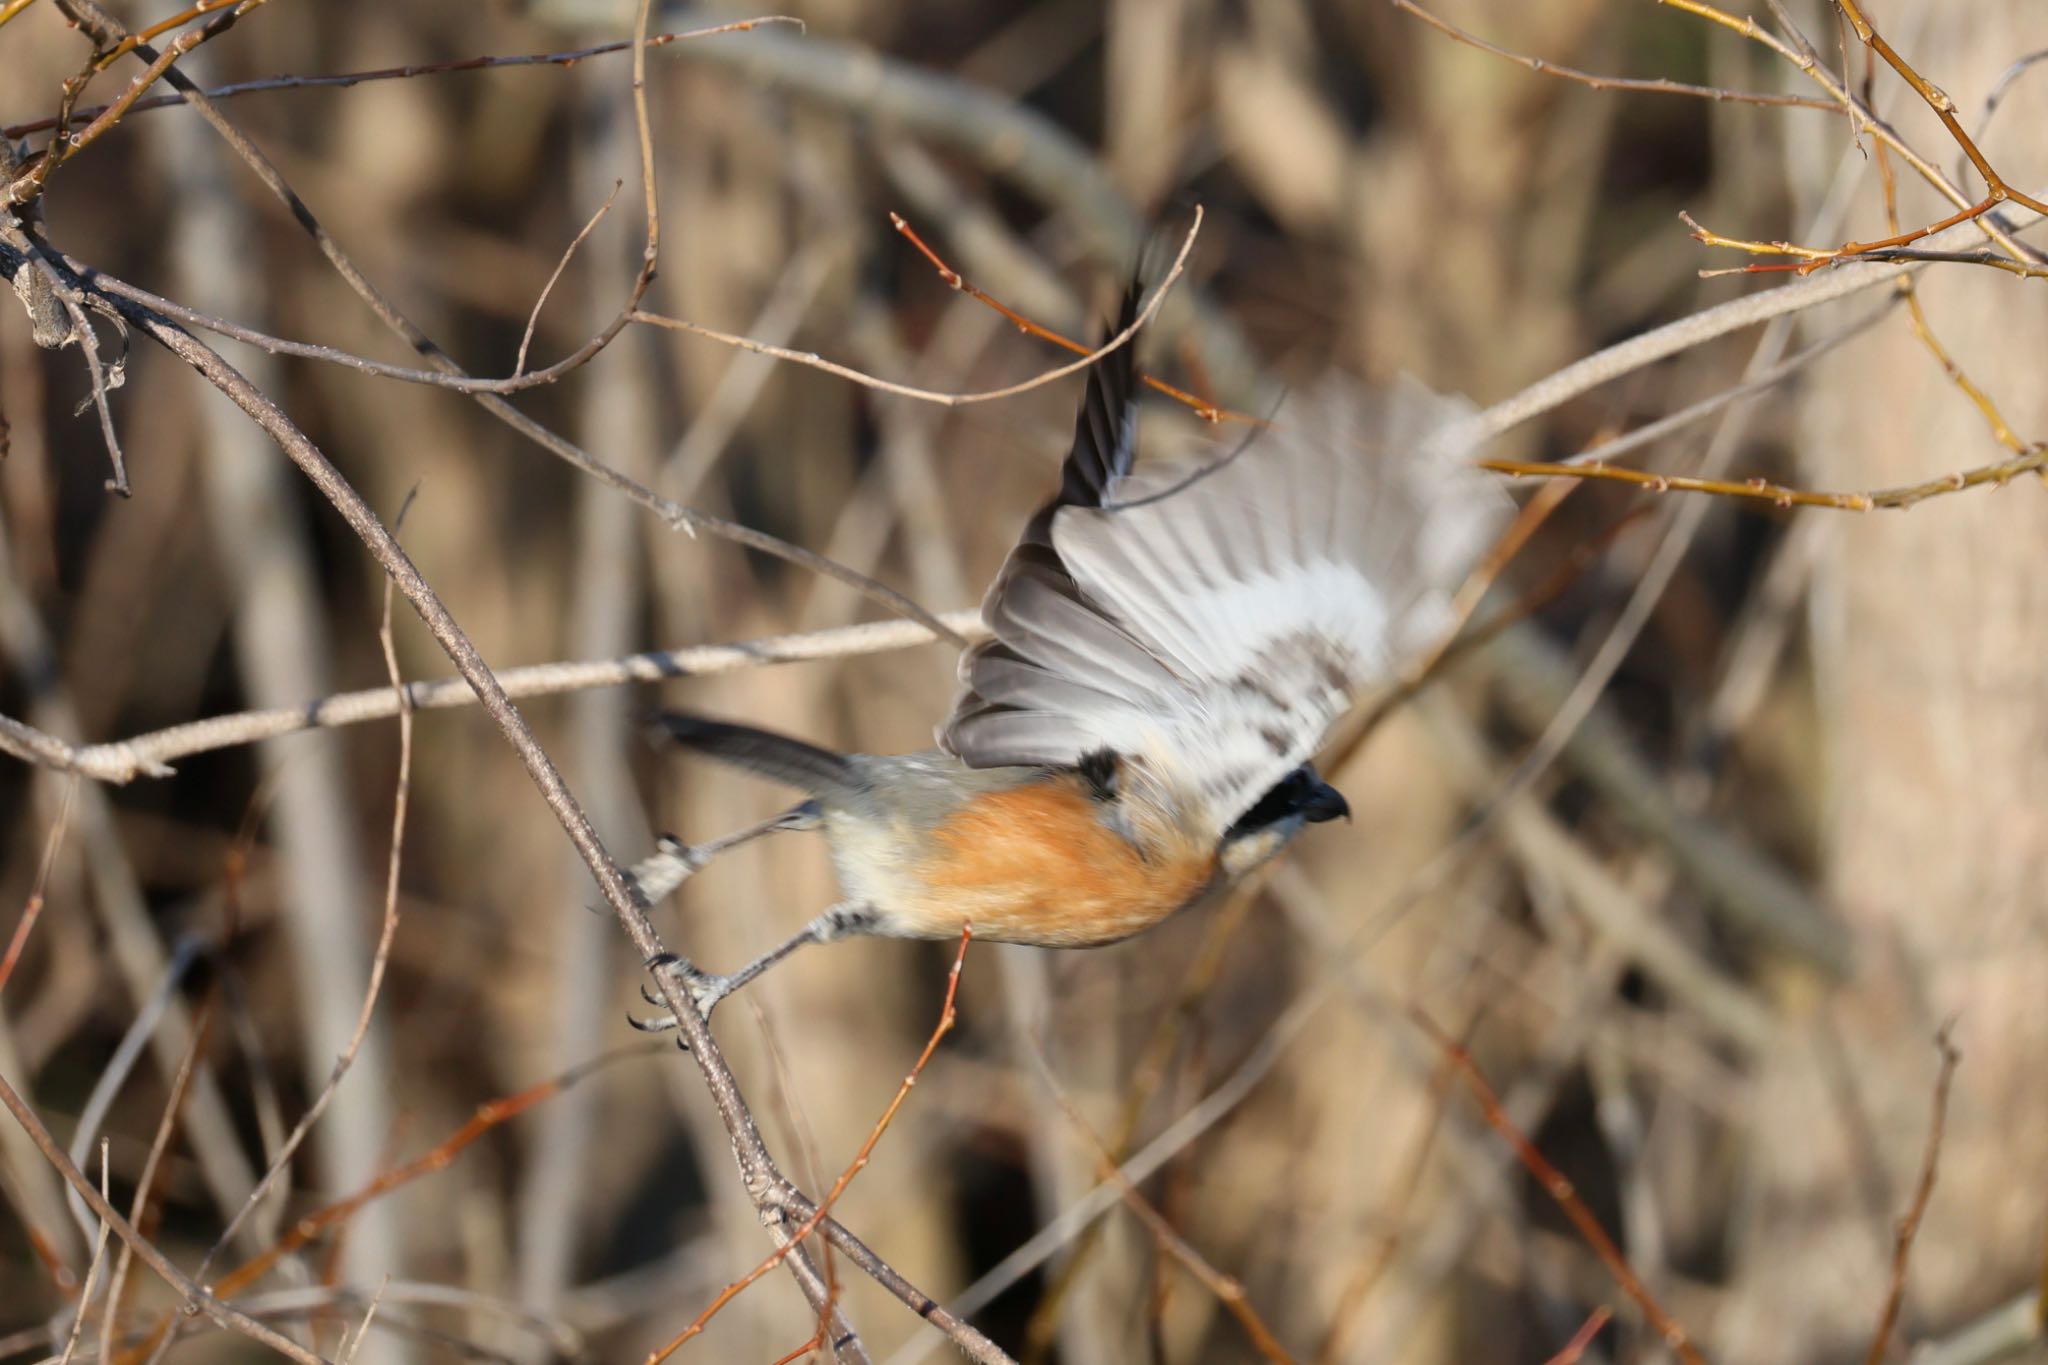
left=1078, top=748, right=1120, bottom=802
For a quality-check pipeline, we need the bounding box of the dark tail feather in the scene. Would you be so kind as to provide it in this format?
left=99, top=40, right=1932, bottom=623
left=649, top=712, right=866, bottom=802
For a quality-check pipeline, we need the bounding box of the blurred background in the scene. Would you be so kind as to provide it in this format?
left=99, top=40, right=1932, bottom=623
left=2, top=1, right=2045, bottom=1361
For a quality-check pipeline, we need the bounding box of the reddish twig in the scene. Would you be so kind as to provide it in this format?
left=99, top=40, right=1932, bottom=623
left=1834, top=0, right=2048, bottom=217
left=646, top=928, right=974, bottom=1365
left=1651, top=0, right=2044, bottom=269
left=890, top=212, right=1230, bottom=422
left=1543, top=1306, right=1615, bottom=1365
left=1680, top=197, right=2035, bottom=277
left=891, top=207, right=2046, bottom=517
left=0, top=778, right=75, bottom=993
left=767, top=1330, right=830, bottom=1365
left=1869, top=109, right=2031, bottom=455
left=1862, top=1025, right=1961, bottom=1365
left=1410, top=1010, right=1706, bottom=1365
left=206, top=1046, right=652, bottom=1303
left=633, top=208, right=1202, bottom=411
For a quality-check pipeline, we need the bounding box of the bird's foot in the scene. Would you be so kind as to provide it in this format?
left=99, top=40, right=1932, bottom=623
left=629, top=954, right=734, bottom=1046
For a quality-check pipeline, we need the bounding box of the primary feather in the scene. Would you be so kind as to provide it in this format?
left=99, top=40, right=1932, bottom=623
left=942, top=289, right=1508, bottom=839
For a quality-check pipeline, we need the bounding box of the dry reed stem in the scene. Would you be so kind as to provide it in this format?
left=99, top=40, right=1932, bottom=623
left=1311, top=1023, right=1470, bottom=1365
left=1029, top=1051, right=1297, bottom=1364
left=55, top=1143, right=112, bottom=1365
left=38, top=0, right=963, bottom=649
left=188, top=541, right=421, bottom=1286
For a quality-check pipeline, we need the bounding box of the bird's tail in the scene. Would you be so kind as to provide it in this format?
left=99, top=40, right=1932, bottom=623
left=650, top=712, right=867, bottom=804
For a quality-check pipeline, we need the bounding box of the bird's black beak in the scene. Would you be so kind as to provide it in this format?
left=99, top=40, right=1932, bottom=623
left=1302, top=775, right=1350, bottom=824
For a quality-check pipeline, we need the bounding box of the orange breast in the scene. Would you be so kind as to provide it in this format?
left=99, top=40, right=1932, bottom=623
left=901, top=779, right=1217, bottom=947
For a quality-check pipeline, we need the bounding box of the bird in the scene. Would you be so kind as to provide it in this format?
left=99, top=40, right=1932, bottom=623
left=644, top=266, right=1506, bottom=1025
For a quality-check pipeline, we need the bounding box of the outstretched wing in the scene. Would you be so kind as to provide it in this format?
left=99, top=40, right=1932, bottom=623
left=942, top=330, right=1506, bottom=839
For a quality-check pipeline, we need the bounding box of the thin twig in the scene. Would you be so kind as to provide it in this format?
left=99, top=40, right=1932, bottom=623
left=41, top=0, right=963, bottom=645
left=1482, top=444, right=2048, bottom=513
left=0, top=19, right=806, bottom=140
left=645, top=928, right=974, bottom=1365
left=1409, top=1010, right=1706, bottom=1365
left=0, top=777, right=74, bottom=992
left=205, top=1046, right=655, bottom=1304
left=3, top=1, right=263, bottom=206
left=1862, top=1025, right=1962, bottom=1365
left=1834, top=0, right=2048, bottom=216
left=1541, top=1306, right=1614, bottom=1365
left=51, top=248, right=967, bottom=644
left=190, top=529, right=420, bottom=1286
left=1871, top=128, right=2031, bottom=454
left=890, top=211, right=1226, bottom=420
left=0, top=1068, right=332, bottom=1365
left=884, top=180, right=2048, bottom=516
left=1392, top=0, right=1834, bottom=109
left=1653, top=0, right=2044, bottom=265
left=98, top=986, right=215, bottom=1365
left=631, top=205, right=1201, bottom=409
left=515, top=181, right=621, bottom=378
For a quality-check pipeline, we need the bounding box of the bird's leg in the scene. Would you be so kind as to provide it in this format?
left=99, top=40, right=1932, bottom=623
left=633, top=900, right=873, bottom=1035
left=625, top=801, right=820, bottom=906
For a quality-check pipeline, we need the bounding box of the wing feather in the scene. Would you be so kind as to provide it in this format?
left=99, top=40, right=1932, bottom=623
left=943, top=301, right=1506, bottom=836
